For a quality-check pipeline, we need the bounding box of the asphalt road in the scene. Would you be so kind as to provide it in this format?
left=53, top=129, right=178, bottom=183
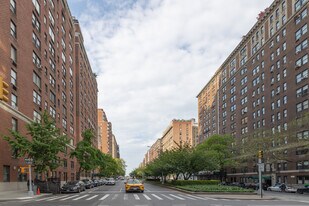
left=1, top=181, right=308, bottom=206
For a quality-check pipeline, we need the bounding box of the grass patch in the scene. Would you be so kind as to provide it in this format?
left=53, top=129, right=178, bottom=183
left=175, top=185, right=254, bottom=193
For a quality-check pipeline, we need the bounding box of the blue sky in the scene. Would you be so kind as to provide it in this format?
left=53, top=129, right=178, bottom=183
left=67, top=0, right=274, bottom=174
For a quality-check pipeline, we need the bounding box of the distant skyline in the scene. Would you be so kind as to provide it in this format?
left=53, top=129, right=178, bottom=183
left=67, top=0, right=273, bottom=174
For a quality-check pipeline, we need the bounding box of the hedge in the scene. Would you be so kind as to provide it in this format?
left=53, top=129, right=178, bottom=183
left=169, top=180, right=220, bottom=186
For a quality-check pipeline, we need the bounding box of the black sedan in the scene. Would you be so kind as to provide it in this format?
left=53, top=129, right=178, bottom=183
left=297, top=186, right=309, bottom=194
left=61, top=181, right=86, bottom=193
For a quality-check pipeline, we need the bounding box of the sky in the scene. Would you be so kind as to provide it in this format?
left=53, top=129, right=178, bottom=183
left=67, top=0, right=273, bottom=174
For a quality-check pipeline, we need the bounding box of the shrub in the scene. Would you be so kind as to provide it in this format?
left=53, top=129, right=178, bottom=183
left=169, top=180, right=220, bottom=186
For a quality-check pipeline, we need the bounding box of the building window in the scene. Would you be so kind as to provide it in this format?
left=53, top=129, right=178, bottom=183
left=295, top=24, right=307, bottom=40
left=49, top=106, right=56, bottom=118
left=33, top=90, right=41, bottom=105
left=32, top=52, right=41, bottom=67
left=33, top=110, right=41, bottom=122
left=10, top=0, right=16, bottom=13
left=32, top=32, right=41, bottom=49
left=296, top=100, right=309, bottom=112
left=11, top=94, right=17, bottom=108
left=297, top=84, right=308, bottom=97
left=32, top=0, right=40, bottom=14
left=32, top=13, right=40, bottom=32
left=11, top=69, right=16, bottom=86
left=11, top=45, right=17, bottom=63
left=49, top=26, right=55, bottom=42
left=297, top=130, right=309, bottom=140
left=12, top=118, right=18, bottom=131
left=3, top=166, right=10, bottom=182
left=33, top=72, right=41, bottom=88
left=296, top=69, right=308, bottom=83
left=10, top=21, right=16, bottom=38
left=296, top=39, right=308, bottom=54
left=50, top=91, right=56, bottom=104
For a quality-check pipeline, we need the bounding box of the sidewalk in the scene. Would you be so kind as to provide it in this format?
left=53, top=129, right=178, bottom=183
left=0, top=190, right=50, bottom=201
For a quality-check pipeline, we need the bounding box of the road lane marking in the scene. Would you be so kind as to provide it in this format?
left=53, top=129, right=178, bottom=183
left=73, top=194, right=89, bottom=200
left=169, top=194, right=185, bottom=200
left=99, top=194, right=110, bottom=200
left=133, top=194, right=140, bottom=200
left=112, top=194, right=118, bottom=200
left=151, top=194, right=163, bottom=200
left=86, top=195, right=98, bottom=200
left=143, top=194, right=151, bottom=200
left=161, top=194, right=174, bottom=200
left=59, top=194, right=79, bottom=201
left=124, top=194, right=128, bottom=200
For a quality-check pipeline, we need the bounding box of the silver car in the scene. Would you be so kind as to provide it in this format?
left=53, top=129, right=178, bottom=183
left=105, top=178, right=116, bottom=185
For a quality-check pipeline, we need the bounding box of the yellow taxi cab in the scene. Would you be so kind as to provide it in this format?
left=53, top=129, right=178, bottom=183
left=125, top=179, right=144, bottom=193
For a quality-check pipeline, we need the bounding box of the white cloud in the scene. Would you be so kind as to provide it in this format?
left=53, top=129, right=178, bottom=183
left=70, top=0, right=273, bottom=173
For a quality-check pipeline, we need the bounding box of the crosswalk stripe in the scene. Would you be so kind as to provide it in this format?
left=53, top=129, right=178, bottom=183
left=133, top=194, right=140, bottom=200
left=99, top=194, right=110, bottom=200
left=186, top=194, right=217, bottom=200
left=178, top=194, right=197, bottom=200
left=143, top=194, right=151, bottom=200
left=73, top=194, right=89, bottom=200
left=169, top=194, right=185, bottom=200
left=86, top=195, right=98, bottom=200
left=46, top=195, right=69, bottom=201
left=161, top=194, right=174, bottom=200
left=151, top=194, right=163, bottom=200
left=112, top=194, right=118, bottom=200
left=124, top=194, right=128, bottom=200
left=60, top=194, right=79, bottom=201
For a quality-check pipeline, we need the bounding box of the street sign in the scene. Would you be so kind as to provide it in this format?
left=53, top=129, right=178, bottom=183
left=24, top=158, right=33, bottom=165
left=258, top=163, right=265, bottom=172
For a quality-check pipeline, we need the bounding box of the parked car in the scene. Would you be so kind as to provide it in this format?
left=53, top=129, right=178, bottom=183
left=82, top=179, right=94, bottom=189
left=297, top=185, right=309, bottom=194
left=125, top=179, right=144, bottom=193
left=267, top=183, right=285, bottom=192
left=106, top=178, right=116, bottom=185
left=61, top=181, right=85, bottom=193
left=285, top=186, right=297, bottom=193
left=92, top=179, right=100, bottom=187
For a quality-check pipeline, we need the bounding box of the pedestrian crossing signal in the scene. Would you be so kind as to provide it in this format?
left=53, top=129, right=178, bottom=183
left=20, top=167, right=29, bottom=174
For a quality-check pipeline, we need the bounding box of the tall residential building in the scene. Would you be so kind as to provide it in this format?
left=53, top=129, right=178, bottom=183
left=198, top=0, right=309, bottom=185
left=98, top=108, right=119, bottom=158
left=0, top=0, right=97, bottom=191
left=197, top=71, right=221, bottom=144
left=161, top=119, right=197, bottom=152
left=142, top=119, right=197, bottom=166
left=74, top=19, right=98, bottom=146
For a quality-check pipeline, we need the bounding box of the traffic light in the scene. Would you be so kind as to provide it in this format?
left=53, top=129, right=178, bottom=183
left=0, top=76, right=9, bottom=102
left=258, top=150, right=263, bottom=159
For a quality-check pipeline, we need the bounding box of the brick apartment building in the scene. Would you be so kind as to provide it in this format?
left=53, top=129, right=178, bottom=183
left=98, top=109, right=119, bottom=158
left=197, top=0, right=309, bottom=186
left=0, top=0, right=97, bottom=191
left=142, top=119, right=198, bottom=166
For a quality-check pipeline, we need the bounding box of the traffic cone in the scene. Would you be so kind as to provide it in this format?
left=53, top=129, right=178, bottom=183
left=37, top=187, right=40, bottom=195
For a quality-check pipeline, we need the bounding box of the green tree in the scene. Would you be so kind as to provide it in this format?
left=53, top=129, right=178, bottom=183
left=70, top=129, right=98, bottom=179
left=2, top=112, right=69, bottom=174
left=196, top=134, right=235, bottom=181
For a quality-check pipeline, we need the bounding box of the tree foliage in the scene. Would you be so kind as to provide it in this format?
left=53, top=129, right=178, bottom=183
left=2, top=112, right=69, bottom=173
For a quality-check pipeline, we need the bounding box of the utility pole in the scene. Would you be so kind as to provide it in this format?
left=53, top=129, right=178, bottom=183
left=257, top=150, right=264, bottom=198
